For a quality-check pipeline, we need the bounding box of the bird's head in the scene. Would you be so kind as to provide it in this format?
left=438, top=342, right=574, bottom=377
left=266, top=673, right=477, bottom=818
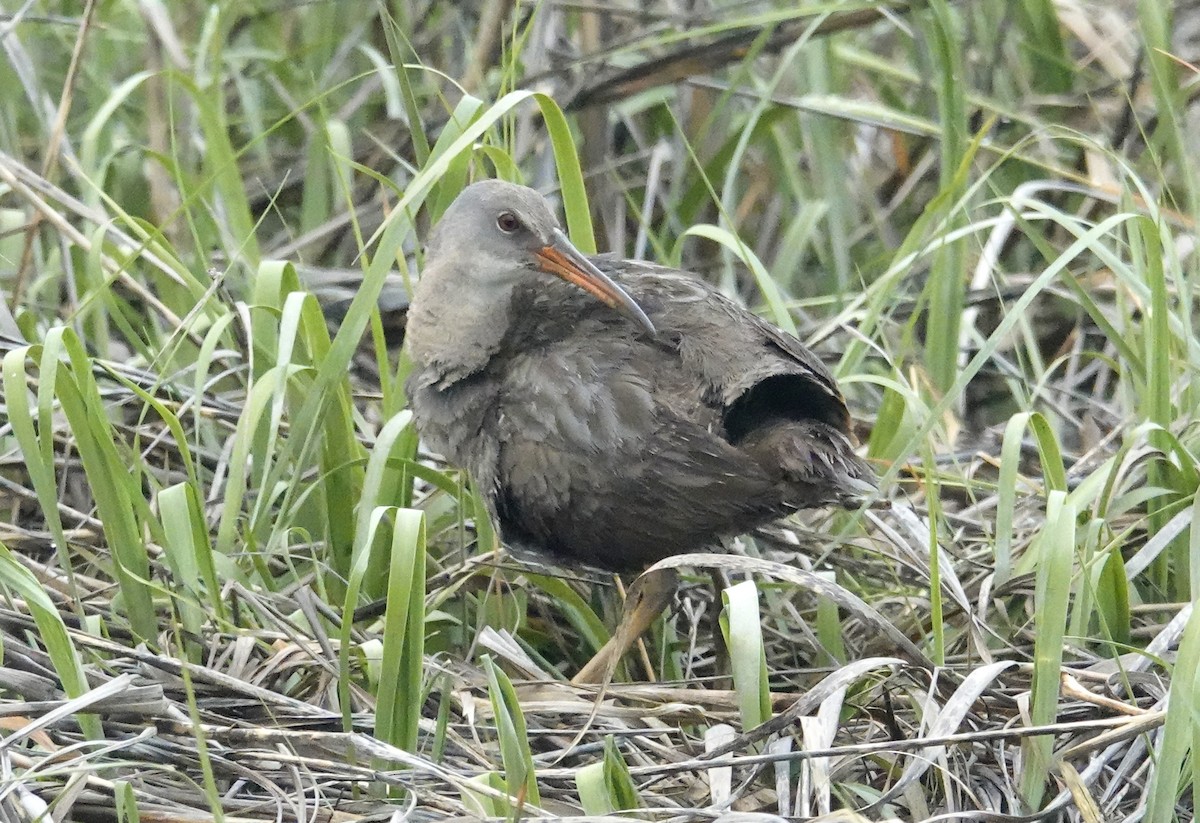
left=420, top=180, right=656, bottom=336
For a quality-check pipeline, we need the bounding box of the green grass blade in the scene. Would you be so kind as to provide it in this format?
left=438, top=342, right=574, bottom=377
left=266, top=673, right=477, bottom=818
left=1145, top=604, right=1200, bottom=823
left=1020, top=490, right=1076, bottom=809
left=920, top=0, right=969, bottom=394
left=676, top=224, right=796, bottom=336
left=482, top=654, right=540, bottom=810
left=1093, top=543, right=1131, bottom=654
left=2, top=345, right=82, bottom=619
left=374, top=508, right=427, bottom=755
left=721, top=579, right=771, bottom=730
left=45, top=328, right=158, bottom=640
left=577, top=734, right=641, bottom=812
left=460, top=772, right=507, bottom=817
left=0, top=541, right=99, bottom=738
left=575, top=762, right=612, bottom=815
left=523, top=572, right=610, bottom=665
left=114, top=780, right=139, bottom=823
left=355, top=411, right=416, bottom=597
left=338, top=505, right=392, bottom=732
left=159, top=482, right=225, bottom=633
left=1014, top=0, right=1072, bottom=93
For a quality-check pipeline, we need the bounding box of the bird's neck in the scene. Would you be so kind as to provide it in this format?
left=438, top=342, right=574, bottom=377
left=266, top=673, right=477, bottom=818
left=406, top=280, right=514, bottom=386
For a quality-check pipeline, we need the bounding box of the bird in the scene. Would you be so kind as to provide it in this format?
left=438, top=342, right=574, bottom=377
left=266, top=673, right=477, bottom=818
left=404, top=179, right=875, bottom=682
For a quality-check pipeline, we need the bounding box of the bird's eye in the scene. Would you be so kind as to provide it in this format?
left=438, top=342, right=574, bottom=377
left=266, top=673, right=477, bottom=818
left=496, top=212, right=520, bottom=233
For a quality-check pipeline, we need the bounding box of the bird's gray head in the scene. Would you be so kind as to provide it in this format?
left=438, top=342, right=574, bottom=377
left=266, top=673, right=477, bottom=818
left=426, top=180, right=560, bottom=267
left=419, top=180, right=655, bottom=335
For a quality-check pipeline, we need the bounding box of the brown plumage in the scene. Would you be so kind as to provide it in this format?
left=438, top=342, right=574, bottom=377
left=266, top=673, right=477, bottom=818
left=404, top=180, right=874, bottom=574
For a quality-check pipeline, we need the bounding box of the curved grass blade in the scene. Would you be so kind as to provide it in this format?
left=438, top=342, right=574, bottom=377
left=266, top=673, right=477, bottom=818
left=1020, top=490, right=1076, bottom=808
left=2, top=345, right=82, bottom=620
left=374, top=507, right=426, bottom=756
left=159, top=482, right=224, bottom=640
left=675, top=224, right=796, bottom=336
left=0, top=541, right=98, bottom=738
left=721, top=579, right=771, bottom=730
left=576, top=736, right=641, bottom=813
left=1144, top=604, right=1200, bottom=823
left=43, top=328, right=157, bottom=640
left=481, top=654, right=541, bottom=811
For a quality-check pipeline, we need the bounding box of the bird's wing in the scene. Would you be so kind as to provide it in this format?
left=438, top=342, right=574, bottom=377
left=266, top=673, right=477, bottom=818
left=601, top=259, right=852, bottom=435
left=491, top=339, right=787, bottom=568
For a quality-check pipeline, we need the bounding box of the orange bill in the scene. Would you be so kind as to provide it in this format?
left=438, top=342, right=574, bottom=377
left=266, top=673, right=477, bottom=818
left=535, top=228, right=656, bottom=335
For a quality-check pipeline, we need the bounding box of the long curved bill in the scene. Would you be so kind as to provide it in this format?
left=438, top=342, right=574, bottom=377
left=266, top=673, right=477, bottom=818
left=536, top=228, right=657, bottom=336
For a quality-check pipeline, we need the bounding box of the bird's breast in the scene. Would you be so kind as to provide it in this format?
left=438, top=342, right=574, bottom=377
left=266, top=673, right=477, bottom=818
left=499, top=347, right=658, bottom=454
left=405, top=365, right=502, bottom=480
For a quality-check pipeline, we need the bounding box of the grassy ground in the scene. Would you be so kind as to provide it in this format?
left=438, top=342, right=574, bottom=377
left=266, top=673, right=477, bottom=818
left=0, top=1, right=1198, bottom=820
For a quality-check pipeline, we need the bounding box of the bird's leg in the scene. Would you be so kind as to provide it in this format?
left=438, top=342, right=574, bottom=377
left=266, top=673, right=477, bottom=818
left=572, top=566, right=681, bottom=685
left=611, top=576, right=657, bottom=680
